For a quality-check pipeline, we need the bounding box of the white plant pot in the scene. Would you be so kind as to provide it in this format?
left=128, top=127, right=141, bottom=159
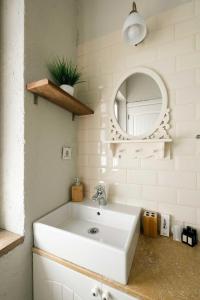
left=60, top=84, right=74, bottom=96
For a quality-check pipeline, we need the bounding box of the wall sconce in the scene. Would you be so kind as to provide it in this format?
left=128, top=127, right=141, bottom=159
left=122, top=1, right=147, bottom=45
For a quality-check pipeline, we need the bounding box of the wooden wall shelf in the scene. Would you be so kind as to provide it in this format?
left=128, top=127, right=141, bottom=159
left=27, top=79, right=94, bottom=116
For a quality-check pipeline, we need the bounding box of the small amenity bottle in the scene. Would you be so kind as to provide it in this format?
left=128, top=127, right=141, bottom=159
left=71, top=177, right=84, bottom=202
left=187, top=226, right=198, bottom=247
left=181, top=228, right=188, bottom=244
left=181, top=226, right=198, bottom=247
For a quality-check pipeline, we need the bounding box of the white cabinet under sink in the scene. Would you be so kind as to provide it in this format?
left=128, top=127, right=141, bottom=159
left=33, top=254, right=138, bottom=300
left=33, top=254, right=101, bottom=300
left=102, top=284, right=137, bottom=300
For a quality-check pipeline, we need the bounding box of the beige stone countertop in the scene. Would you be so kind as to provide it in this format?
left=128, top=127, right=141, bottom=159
left=127, top=235, right=200, bottom=300
left=33, top=235, right=200, bottom=300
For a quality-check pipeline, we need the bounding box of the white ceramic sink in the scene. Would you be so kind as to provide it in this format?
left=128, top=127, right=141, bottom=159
left=33, top=200, right=141, bottom=284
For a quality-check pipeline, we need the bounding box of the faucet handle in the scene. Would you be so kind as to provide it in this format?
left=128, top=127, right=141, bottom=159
left=92, top=183, right=108, bottom=206
left=95, top=184, right=106, bottom=194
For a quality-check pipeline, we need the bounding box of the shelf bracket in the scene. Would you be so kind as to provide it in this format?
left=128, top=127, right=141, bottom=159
left=72, top=113, right=76, bottom=121
left=33, top=94, right=38, bottom=105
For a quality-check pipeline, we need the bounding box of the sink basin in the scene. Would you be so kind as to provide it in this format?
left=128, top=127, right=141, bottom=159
left=33, top=200, right=141, bottom=284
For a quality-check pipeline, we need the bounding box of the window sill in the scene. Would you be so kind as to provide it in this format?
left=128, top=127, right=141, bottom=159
left=0, top=229, right=24, bottom=257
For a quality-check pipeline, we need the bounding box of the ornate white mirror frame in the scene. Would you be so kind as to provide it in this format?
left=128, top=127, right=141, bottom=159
left=110, top=67, right=171, bottom=140
left=107, top=67, right=172, bottom=159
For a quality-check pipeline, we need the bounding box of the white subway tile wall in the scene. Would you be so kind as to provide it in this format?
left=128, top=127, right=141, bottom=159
left=195, top=0, right=200, bottom=16
left=77, top=1, right=200, bottom=233
left=175, top=17, right=200, bottom=39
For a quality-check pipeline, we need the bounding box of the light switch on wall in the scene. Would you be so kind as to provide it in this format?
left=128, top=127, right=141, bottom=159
left=62, top=147, right=72, bottom=160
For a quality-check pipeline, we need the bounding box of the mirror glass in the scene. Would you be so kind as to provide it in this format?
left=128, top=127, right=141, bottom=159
left=114, top=73, right=162, bottom=137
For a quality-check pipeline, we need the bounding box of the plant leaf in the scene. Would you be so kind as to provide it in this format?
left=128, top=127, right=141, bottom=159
left=47, top=57, right=83, bottom=86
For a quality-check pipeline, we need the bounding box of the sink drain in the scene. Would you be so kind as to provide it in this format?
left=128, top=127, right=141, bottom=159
left=88, top=227, right=99, bottom=234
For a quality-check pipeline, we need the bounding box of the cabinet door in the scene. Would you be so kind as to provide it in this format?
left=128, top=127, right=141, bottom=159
left=37, top=280, right=73, bottom=300
left=33, top=254, right=102, bottom=300
left=102, top=284, right=138, bottom=300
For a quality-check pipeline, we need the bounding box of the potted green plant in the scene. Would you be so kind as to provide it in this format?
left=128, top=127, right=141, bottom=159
left=48, top=57, right=83, bottom=96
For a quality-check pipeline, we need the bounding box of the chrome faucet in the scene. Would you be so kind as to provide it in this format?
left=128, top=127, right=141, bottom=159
left=92, top=184, right=107, bottom=206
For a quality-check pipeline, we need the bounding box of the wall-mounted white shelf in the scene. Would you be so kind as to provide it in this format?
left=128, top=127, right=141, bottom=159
left=105, top=139, right=172, bottom=159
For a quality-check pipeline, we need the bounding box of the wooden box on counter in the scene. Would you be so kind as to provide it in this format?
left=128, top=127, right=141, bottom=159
left=143, top=210, right=158, bottom=238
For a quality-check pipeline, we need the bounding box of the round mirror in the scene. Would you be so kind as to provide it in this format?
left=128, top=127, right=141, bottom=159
left=112, top=68, right=168, bottom=139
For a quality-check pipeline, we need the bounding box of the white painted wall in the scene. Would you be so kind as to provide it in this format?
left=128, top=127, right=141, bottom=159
left=77, top=1, right=200, bottom=236
left=0, top=0, right=78, bottom=299
left=0, top=2, right=26, bottom=299
left=24, top=0, right=77, bottom=221
left=0, top=0, right=24, bottom=235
